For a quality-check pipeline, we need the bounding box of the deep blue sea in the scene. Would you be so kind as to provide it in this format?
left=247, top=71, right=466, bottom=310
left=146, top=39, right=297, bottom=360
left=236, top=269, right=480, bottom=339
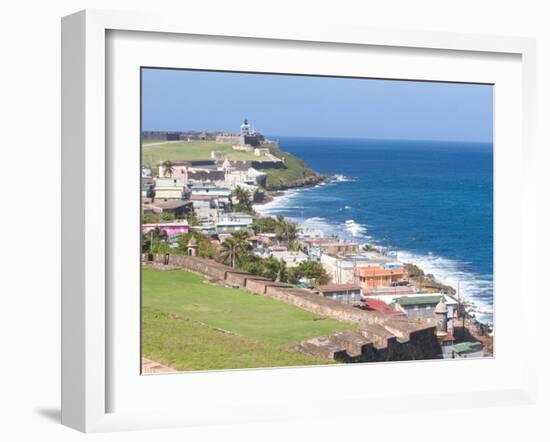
left=256, top=136, right=494, bottom=323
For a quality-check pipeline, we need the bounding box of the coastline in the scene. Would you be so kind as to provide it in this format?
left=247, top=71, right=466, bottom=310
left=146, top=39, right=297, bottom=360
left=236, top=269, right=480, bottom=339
left=253, top=180, right=493, bottom=338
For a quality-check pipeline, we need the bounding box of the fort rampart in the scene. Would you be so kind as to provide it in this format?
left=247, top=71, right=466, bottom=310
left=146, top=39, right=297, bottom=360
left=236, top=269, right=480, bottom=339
left=144, top=254, right=442, bottom=362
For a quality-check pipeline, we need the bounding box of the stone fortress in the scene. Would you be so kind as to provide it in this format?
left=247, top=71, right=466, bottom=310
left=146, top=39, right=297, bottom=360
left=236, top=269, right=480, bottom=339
left=144, top=253, right=445, bottom=363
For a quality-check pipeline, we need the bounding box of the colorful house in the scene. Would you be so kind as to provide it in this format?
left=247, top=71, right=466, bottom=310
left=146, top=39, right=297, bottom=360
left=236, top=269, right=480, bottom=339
left=154, top=178, right=185, bottom=199
left=356, top=266, right=405, bottom=289
left=142, top=221, right=189, bottom=238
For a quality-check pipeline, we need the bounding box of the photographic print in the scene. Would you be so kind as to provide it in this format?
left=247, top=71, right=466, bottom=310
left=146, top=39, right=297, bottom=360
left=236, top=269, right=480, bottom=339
left=140, top=68, right=493, bottom=373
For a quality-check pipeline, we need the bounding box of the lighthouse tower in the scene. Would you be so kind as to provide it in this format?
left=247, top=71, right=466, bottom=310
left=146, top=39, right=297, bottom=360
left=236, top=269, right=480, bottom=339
left=240, top=119, right=251, bottom=136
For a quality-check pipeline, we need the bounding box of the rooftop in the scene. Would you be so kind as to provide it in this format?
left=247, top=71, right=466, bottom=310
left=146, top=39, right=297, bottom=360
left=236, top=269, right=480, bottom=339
left=394, top=295, right=445, bottom=306
left=143, top=198, right=192, bottom=209
left=453, top=341, right=483, bottom=354
left=155, top=178, right=184, bottom=187
left=356, top=267, right=404, bottom=277
left=362, top=297, right=404, bottom=316
left=317, top=284, right=362, bottom=293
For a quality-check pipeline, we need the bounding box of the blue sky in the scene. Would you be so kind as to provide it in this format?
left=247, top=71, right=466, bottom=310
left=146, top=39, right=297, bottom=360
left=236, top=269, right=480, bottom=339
left=142, top=68, right=493, bottom=143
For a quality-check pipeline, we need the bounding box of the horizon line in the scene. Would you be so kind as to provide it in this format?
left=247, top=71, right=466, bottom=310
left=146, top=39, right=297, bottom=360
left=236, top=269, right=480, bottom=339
left=141, top=130, right=492, bottom=145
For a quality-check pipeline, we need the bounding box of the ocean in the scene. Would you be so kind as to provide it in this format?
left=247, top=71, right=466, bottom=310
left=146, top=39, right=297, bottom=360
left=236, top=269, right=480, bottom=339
left=256, top=136, right=494, bottom=324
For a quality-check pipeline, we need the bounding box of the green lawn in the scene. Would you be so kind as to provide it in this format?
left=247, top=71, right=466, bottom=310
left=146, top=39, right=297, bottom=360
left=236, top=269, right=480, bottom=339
left=263, top=146, right=320, bottom=189
left=141, top=268, right=354, bottom=370
left=141, top=140, right=266, bottom=168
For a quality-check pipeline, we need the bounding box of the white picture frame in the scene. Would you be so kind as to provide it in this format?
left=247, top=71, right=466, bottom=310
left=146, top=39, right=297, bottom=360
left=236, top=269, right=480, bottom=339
left=61, top=9, right=538, bottom=433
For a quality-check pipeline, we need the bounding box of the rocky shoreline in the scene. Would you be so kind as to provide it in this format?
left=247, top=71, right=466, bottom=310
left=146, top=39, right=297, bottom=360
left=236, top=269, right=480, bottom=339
left=253, top=178, right=493, bottom=351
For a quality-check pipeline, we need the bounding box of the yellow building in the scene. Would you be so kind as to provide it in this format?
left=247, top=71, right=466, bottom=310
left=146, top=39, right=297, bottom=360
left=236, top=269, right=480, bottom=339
left=154, top=178, right=184, bottom=199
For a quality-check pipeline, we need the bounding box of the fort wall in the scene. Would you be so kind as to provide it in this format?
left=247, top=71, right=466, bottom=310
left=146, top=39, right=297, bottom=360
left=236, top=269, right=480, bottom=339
left=144, top=254, right=442, bottom=362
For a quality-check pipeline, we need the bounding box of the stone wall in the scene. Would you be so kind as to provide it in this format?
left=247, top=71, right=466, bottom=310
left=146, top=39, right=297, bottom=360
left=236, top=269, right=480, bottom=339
left=144, top=254, right=442, bottom=362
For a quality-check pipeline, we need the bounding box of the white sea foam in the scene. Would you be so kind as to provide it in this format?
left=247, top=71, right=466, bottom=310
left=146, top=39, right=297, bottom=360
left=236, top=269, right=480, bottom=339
left=395, top=249, right=494, bottom=323
left=253, top=178, right=493, bottom=324
left=343, top=219, right=368, bottom=238
left=331, top=174, right=356, bottom=182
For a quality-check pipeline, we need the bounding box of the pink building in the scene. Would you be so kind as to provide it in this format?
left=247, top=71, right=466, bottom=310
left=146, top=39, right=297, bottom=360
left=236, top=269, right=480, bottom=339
left=142, top=222, right=189, bottom=237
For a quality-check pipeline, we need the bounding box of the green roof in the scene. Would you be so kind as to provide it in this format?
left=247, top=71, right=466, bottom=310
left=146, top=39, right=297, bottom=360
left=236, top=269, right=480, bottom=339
left=453, top=341, right=483, bottom=353
left=394, top=295, right=444, bottom=306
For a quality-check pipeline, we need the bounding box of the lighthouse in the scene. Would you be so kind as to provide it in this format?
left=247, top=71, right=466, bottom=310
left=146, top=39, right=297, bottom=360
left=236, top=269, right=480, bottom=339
left=240, top=119, right=251, bottom=136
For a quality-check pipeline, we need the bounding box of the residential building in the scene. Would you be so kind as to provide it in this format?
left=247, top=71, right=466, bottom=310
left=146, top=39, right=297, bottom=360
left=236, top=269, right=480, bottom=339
left=392, top=294, right=457, bottom=335
left=304, top=239, right=360, bottom=260
left=189, top=197, right=219, bottom=224
left=141, top=178, right=155, bottom=198
left=453, top=341, right=484, bottom=358
left=270, top=249, right=308, bottom=268
left=362, top=297, right=405, bottom=316
left=142, top=198, right=193, bottom=219
left=317, top=284, right=362, bottom=305
left=158, top=160, right=190, bottom=183
left=141, top=166, right=152, bottom=178
left=366, top=292, right=457, bottom=333
left=320, top=252, right=400, bottom=284
left=142, top=221, right=189, bottom=238
left=216, top=212, right=254, bottom=233
left=154, top=178, right=185, bottom=199
left=191, top=184, right=232, bottom=205
left=356, top=266, right=405, bottom=290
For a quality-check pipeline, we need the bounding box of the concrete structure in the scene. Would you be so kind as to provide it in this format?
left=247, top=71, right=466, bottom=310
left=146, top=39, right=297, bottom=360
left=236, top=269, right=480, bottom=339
left=254, top=148, right=270, bottom=156
left=216, top=212, right=254, bottom=233
left=216, top=119, right=266, bottom=147
left=142, top=178, right=155, bottom=198
left=187, top=237, right=198, bottom=256
left=356, top=266, right=405, bottom=289
left=225, top=167, right=267, bottom=188
left=435, top=298, right=448, bottom=337
left=191, top=184, right=232, bottom=204
left=304, top=239, right=360, bottom=260
left=366, top=292, right=457, bottom=334
left=158, top=160, right=190, bottom=183
left=317, top=284, right=362, bottom=305
left=190, top=194, right=222, bottom=224
left=141, top=166, right=152, bottom=178
left=270, top=249, right=309, bottom=268
left=320, top=252, right=398, bottom=284
left=154, top=178, right=185, bottom=199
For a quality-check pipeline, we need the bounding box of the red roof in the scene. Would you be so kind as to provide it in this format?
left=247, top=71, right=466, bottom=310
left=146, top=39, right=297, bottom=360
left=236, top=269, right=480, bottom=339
left=362, top=297, right=404, bottom=316
left=442, top=332, right=455, bottom=342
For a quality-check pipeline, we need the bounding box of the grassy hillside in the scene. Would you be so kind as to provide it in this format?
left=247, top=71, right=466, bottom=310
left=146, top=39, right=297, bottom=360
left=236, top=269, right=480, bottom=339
left=141, top=140, right=264, bottom=169
left=264, top=146, right=323, bottom=190
left=141, top=268, right=354, bottom=370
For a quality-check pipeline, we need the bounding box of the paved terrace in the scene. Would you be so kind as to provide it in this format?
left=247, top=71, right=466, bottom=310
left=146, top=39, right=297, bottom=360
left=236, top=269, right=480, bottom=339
left=144, top=254, right=442, bottom=362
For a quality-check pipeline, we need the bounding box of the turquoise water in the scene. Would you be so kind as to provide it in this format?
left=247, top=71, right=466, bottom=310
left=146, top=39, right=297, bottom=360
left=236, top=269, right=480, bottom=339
left=257, top=137, right=493, bottom=323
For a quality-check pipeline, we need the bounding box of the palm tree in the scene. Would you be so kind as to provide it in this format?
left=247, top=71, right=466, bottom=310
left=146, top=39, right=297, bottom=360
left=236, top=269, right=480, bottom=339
left=220, top=235, right=249, bottom=268
left=161, top=160, right=175, bottom=177
left=232, top=186, right=253, bottom=213
left=276, top=258, right=287, bottom=283
left=274, top=216, right=298, bottom=244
